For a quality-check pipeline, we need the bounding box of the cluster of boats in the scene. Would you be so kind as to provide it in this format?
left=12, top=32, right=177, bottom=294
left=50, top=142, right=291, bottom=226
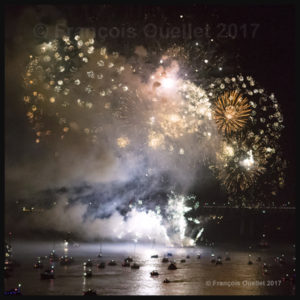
left=4, top=238, right=295, bottom=295
left=121, top=257, right=140, bottom=269
left=81, top=256, right=141, bottom=278
left=60, top=255, right=74, bottom=266
left=32, top=251, right=76, bottom=279
left=4, top=284, right=22, bottom=296
left=4, top=242, right=20, bottom=278
left=210, top=253, right=223, bottom=265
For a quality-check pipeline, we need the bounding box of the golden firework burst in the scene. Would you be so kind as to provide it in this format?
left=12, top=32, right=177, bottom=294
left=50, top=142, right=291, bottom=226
left=213, top=135, right=267, bottom=193
left=214, top=90, right=251, bottom=135
left=217, top=162, right=266, bottom=193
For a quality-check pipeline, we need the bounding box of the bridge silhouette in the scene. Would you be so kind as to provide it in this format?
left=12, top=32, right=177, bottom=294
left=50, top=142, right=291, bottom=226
left=196, top=205, right=295, bottom=217
left=193, top=205, right=295, bottom=238
left=198, top=205, right=295, bottom=210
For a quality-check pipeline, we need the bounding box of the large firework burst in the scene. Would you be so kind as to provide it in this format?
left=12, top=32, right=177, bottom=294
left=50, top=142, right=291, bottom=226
left=207, top=75, right=285, bottom=202
left=214, top=90, right=251, bottom=135
left=213, top=136, right=267, bottom=193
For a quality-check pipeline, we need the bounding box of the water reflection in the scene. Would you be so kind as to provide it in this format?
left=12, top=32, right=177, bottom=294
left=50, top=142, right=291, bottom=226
left=5, top=241, right=295, bottom=295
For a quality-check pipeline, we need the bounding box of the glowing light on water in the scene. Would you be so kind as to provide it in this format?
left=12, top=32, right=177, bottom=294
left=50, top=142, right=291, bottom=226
left=64, top=240, right=69, bottom=253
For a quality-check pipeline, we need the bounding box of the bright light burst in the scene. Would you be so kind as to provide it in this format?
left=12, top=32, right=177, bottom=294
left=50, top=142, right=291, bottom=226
left=214, top=90, right=251, bottom=135
left=166, top=192, right=194, bottom=246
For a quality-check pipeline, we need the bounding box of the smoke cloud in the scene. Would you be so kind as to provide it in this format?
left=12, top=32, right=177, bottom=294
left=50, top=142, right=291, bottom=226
left=5, top=5, right=220, bottom=245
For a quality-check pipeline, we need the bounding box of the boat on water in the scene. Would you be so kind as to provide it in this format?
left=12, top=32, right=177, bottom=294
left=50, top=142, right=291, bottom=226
left=33, top=258, right=44, bottom=269
left=151, top=255, right=159, bottom=258
left=84, top=259, right=93, bottom=267
left=122, top=260, right=131, bottom=267
left=248, top=254, right=253, bottom=265
left=5, top=243, right=12, bottom=259
left=162, top=257, right=169, bottom=263
left=262, top=262, right=271, bottom=274
left=4, top=242, right=20, bottom=270
left=211, top=254, right=216, bottom=263
left=216, top=258, right=223, bottom=265
left=125, top=256, right=133, bottom=262
left=163, top=278, right=170, bottom=283
left=108, top=260, right=117, bottom=266
left=97, top=242, right=103, bottom=258
left=83, top=289, right=97, bottom=296
left=282, top=272, right=296, bottom=284
left=150, top=270, right=159, bottom=276
left=4, top=259, right=14, bottom=272
left=97, top=262, right=106, bottom=268
left=168, top=263, right=177, bottom=270
left=262, top=262, right=268, bottom=269
left=131, top=263, right=140, bottom=269
left=60, top=255, right=74, bottom=266
left=258, top=240, right=270, bottom=248
left=180, top=259, right=186, bottom=263
left=4, top=285, right=22, bottom=296
left=49, top=250, right=59, bottom=262
left=40, top=267, right=55, bottom=280
left=258, top=234, right=270, bottom=249
left=83, top=269, right=92, bottom=278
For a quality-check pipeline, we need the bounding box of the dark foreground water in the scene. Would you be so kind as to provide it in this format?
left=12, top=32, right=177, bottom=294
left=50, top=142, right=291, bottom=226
left=5, top=241, right=296, bottom=295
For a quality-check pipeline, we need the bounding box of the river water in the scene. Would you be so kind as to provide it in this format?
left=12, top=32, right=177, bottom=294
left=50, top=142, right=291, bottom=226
left=4, top=241, right=295, bottom=295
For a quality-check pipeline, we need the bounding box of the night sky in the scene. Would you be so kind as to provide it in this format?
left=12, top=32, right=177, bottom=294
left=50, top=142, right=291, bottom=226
left=4, top=4, right=296, bottom=240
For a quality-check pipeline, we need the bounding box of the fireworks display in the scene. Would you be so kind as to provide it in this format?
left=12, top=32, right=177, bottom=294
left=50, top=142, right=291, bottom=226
left=214, top=90, right=251, bottom=135
left=22, top=31, right=285, bottom=206
left=5, top=6, right=296, bottom=297
left=206, top=75, right=285, bottom=201
left=22, top=33, right=224, bottom=190
left=4, top=1, right=292, bottom=248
